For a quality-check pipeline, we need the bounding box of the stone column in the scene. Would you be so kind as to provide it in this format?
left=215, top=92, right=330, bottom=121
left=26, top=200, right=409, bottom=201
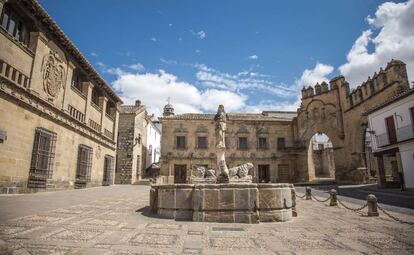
left=99, top=96, right=108, bottom=134
left=83, top=82, right=94, bottom=128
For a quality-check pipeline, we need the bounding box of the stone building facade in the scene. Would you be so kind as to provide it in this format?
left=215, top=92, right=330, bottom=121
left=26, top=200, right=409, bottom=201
left=296, top=59, right=410, bottom=184
left=115, top=100, right=147, bottom=184
left=159, top=59, right=411, bottom=185
left=0, top=0, right=122, bottom=193
left=159, top=109, right=304, bottom=184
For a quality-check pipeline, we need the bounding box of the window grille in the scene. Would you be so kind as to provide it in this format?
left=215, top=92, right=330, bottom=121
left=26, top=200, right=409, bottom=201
left=176, top=136, right=186, bottom=149
left=258, top=137, right=268, bottom=149
left=28, top=128, right=57, bottom=188
left=102, top=155, right=114, bottom=186
left=197, top=136, right=207, bottom=149
left=277, top=137, right=285, bottom=150
left=238, top=137, right=248, bottom=149
left=76, top=145, right=93, bottom=187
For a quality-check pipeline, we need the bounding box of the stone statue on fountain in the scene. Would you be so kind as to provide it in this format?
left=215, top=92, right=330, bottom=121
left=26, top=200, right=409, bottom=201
left=190, top=104, right=253, bottom=184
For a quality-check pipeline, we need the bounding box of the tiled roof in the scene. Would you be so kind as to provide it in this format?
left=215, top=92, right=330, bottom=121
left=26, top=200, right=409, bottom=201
left=20, top=0, right=122, bottom=103
left=159, top=111, right=297, bottom=121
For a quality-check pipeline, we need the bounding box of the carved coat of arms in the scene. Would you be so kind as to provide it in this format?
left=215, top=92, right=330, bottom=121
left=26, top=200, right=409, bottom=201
left=41, top=51, right=66, bottom=100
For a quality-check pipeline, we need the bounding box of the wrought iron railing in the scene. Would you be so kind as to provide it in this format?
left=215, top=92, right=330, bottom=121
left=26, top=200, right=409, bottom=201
left=396, top=124, right=414, bottom=142
left=376, top=132, right=389, bottom=147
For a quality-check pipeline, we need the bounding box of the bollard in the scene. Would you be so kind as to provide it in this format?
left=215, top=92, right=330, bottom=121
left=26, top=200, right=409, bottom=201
left=329, top=189, right=338, bottom=206
left=367, top=194, right=379, bottom=217
left=291, top=188, right=297, bottom=217
left=305, top=186, right=312, bottom=200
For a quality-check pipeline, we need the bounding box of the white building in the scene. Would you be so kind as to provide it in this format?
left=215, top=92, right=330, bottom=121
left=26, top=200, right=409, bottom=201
left=366, top=88, right=414, bottom=189
left=146, top=118, right=161, bottom=168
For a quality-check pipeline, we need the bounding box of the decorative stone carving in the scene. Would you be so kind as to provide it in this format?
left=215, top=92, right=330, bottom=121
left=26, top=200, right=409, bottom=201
left=214, top=105, right=227, bottom=149
left=41, top=51, right=65, bottom=100
left=191, top=165, right=206, bottom=178
left=189, top=165, right=216, bottom=184
left=228, top=163, right=253, bottom=182
left=205, top=169, right=216, bottom=178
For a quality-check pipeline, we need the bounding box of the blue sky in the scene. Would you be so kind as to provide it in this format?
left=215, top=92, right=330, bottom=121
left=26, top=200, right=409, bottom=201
left=39, top=0, right=414, bottom=116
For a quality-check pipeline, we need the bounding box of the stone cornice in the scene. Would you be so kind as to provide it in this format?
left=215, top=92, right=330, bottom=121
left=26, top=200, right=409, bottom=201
left=0, top=77, right=116, bottom=150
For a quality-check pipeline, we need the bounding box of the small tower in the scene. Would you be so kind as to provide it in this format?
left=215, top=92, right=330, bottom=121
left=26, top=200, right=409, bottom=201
left=163, top=97, right=174, bottom=117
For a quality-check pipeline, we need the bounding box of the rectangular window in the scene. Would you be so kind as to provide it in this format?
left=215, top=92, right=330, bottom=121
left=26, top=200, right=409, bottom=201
left=238, top=137, right=248, bottom=149
left=258, top=137, right=268, bottom=149
left=197, top=136, right=207, bottom=149
left=28, top=128, right=57, bottom=188
left=277, top=137, right=285, bottom=150
left=1, top=7, right=30, bottom=46
left=176, top=136, right=186, bottom=149
left=91, top=87, right=100, bottom=106
left=71, top=70, right=84, bottom=93
left=76, top=145, right=93, bottom=187
left=102, top=155, right=114, bottom=186
left=7, top=16, right=14, bottom=35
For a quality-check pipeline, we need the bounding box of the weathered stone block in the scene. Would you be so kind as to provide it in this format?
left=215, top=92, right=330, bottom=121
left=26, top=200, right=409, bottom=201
left=202, top=189, right=219, bottom=210
left=175, top=188, right=193, bottom=210
left=219, top=188, right=234, bottom=210
left=158, top=188, right=175, bottom=209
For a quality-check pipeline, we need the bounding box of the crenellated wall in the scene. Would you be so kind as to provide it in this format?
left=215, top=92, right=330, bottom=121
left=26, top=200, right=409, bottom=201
left=295, top=59, right=410, bottom=184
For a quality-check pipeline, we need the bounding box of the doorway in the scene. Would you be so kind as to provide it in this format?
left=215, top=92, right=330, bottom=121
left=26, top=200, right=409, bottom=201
left=174, top=165, right=187, bottom=183
left=258, top=165, right=270, bottom=183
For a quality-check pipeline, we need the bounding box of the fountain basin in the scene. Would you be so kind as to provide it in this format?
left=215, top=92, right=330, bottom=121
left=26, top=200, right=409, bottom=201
left=149, top=183, right=294, bottom=223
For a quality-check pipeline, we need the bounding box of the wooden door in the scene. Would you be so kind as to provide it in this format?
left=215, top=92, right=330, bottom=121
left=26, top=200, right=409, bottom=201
left=385, top=116, right=397, bottom=144
left=174, top=165, right=187, bottom=183
left=278, top=164, right=290, bottom=183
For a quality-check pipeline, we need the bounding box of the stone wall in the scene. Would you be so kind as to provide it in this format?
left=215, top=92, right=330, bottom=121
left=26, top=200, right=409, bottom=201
left=115, top=107, right=148, bottom=184
left=0, top=0, right=121, bottom=193
left=0, top=92, right=117, bottom=194
left=150, top=183, right=293, bottom=223
left=296, top=59, right=410, bottom=184
left=159, top=115, right=305, bottom=184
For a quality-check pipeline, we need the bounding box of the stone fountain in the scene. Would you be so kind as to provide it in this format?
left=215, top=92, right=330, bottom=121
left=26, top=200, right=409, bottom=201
left=149, top=105, right=294, bottom=223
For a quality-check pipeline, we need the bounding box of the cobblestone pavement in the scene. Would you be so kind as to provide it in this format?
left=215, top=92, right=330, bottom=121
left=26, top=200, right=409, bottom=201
left=1, top=185, right=414, bottom=254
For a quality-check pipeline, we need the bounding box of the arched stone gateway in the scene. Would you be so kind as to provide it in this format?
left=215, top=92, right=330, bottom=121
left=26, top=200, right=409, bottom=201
left=293, top=59, right=410, bottom=184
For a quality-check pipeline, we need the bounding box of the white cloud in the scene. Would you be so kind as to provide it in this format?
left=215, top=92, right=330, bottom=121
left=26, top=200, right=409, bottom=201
left=90, top=52, right=98, bottom=57
left=244, top=97, right=301, bottom=113
left=195, top=49, right=201, bottom=54
left=195, top=64, right=297, bottom=97
left=248, top=55, right=258, bottom=60
left=339, top=0, right=414, bottom=88
left=106, top=59, right=334, bottom=117
left=296, top=62, right=334, bottom=88
left=168, top=23, right=173, bottom=27
left=196, top=31, right=206, bottom=39
left=128, top=63, right=145, bottom=71
left=150, top=37, right=157, bottom=42
left=190, top=30, right=206, bottom=39
left=111, top=69, right=246, bottom=117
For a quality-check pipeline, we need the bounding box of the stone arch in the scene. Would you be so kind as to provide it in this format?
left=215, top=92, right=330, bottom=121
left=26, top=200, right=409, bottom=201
left=297, top=98, right=347, bottom=182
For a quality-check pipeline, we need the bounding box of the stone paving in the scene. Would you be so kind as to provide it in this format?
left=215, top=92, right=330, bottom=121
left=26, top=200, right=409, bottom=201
left=0, top=185, right=414, bottom=254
